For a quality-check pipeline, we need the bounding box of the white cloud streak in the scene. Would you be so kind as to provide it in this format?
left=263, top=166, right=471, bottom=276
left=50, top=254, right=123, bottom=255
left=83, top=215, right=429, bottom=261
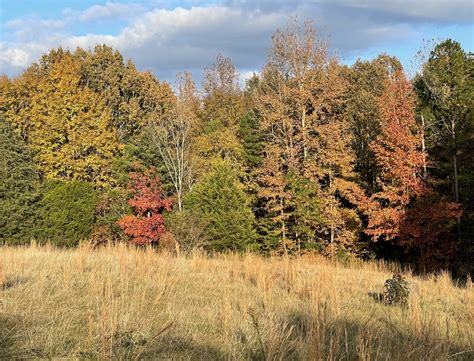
left=79, top=2, right=144, bottom=22
left=0, top=0, right=472, bottom=79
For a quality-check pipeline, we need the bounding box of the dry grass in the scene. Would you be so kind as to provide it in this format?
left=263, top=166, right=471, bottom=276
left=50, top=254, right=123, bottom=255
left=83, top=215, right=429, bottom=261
left=0, top=243, right=473, bottom=360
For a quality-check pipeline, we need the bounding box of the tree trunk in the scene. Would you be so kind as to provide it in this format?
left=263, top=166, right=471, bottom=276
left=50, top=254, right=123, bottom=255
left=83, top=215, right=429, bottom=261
left=421, top=115, right=428, bottom=182
left=453, top=153, right=460, bottom=204
left=280, top=197, right=287, bottom=252
left=451, top=118, right=460, bottom=203
left=302, top=108, right=307, bottom=160
left=176, top=191, right=183, bottom=212
left=451, top=118, right=461, bottom=238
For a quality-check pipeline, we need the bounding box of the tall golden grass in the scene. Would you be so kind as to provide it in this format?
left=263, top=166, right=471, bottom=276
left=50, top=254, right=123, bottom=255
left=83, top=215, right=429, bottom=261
left=0, top=243, right=472, bottom=360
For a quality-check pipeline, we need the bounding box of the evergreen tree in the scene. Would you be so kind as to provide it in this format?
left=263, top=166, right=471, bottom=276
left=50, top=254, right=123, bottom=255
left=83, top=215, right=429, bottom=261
left=0, top=116, right=40, bottom=245
left=414, top=39, right=473, bottom=274
left=34, top=180, right=98, bottom=247
left=344, top=55, right=402, bottom=193
left=185, top=159, right=257, bottom=251
left=238, top=111, right=264, bottom=170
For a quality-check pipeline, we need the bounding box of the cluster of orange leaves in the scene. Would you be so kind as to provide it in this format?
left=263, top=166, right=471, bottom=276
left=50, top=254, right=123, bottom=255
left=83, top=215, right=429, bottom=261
left=359, top=72, right=460, bottom=262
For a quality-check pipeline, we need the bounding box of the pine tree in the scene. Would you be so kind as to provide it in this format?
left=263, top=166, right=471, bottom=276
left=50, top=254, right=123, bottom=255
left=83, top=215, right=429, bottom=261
left=185, top=159, right=257, bottom=251
left=344, top=55, right=402, bottom=193
left=413, top=39, right=473, bottom=273
left=238, top=111, right=264, bottom=170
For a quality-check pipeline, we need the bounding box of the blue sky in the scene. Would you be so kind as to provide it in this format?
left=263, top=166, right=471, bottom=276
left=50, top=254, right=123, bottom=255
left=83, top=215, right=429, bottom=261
left=1, top=0, right=473, bottom=82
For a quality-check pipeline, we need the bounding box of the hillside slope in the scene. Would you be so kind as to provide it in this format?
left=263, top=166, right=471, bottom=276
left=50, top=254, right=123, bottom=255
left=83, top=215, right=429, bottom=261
left=0, top=244, right=473, bottom=360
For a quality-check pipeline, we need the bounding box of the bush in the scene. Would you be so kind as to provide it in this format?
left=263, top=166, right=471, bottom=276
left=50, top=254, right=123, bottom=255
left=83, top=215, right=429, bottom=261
left=384, top=274, right=410, bottom=306
left=92, top=189, right=130, bottom=245
left=34, top=181, right=99, bottom=247
left=165, top=210, right=209, bottom=254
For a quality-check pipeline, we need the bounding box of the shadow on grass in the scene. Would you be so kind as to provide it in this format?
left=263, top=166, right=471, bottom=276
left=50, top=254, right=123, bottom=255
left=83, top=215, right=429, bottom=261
left=276, top=310, right=473, bottom=361
left=1, top=276, right=28, bottom=291
left=138, top=334, right=230, bottom=360
left=0, top=314, right=27, bottom=359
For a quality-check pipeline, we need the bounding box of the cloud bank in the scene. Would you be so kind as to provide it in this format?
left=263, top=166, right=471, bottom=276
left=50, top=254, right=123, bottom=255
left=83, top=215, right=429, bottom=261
left=1, top=0, right=472, bottom=81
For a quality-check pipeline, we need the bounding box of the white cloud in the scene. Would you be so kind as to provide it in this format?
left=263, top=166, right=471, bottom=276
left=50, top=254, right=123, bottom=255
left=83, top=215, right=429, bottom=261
left=0, top=45, right=31, bottom=68
left=5, top=16, right=66, bottom=42
left=322, top=0, right=474, bottom=23
left=238, top=70, right=258, bottom=87
left=0, top=1, right=472, bottom=79
left=79, top=2, right=144, bottom=22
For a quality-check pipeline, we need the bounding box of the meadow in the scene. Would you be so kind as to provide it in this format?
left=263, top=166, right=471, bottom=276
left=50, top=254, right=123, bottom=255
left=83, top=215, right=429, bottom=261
left=0, top=243, right=473, bottom=360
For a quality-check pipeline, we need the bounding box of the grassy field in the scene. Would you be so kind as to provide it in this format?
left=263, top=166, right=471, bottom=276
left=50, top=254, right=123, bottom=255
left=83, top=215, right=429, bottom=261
left=0, top=244, right=473, bottom=360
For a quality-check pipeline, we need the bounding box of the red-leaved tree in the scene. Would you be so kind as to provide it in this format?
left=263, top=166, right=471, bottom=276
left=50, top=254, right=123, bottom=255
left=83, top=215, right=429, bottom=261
left=365, top=71, right=460, bottom=268
left=365, top=71, right=426, bottom=241
left=118, top=165, right=173, bottom=245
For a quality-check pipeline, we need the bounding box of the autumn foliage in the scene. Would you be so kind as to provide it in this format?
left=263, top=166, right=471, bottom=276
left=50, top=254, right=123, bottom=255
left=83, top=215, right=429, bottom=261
left=364, top=71, right=425, bottom=241
left=364, top=71, right=460, bottom=267
left=0, top=21, right=471, bottom=273
left=118, top=166, right=173, bottom=245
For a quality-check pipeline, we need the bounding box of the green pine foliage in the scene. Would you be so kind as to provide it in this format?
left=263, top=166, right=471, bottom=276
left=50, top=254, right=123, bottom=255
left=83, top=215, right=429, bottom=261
left=185, top=159, right=257, bottom=251
left=286, top=172, right=325, bottom=250
left=0, top=116, right=41, bottom=245
left=414, top=40, right=474, bottom=275
left=34, top=181, right=99, bottom=247
left=238, top=111, right=264, bottom=169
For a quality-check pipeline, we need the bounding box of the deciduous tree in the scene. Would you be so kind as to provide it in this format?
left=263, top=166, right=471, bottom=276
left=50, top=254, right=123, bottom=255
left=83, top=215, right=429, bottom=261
left=366, top=71, right=460, bottom=267
left=194, top=54, right=245, bottom=172
left=256, top=19, right=362, bottom=252
left=118, top=166, right=172, bottom=245
left=1, top=51, right=121, bottom=187
left=149, top=72, right=198, bottom=211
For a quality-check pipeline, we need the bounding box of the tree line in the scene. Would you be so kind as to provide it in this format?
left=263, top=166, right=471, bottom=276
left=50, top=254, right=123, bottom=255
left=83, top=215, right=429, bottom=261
left=0, top=20, right=472, bottom=275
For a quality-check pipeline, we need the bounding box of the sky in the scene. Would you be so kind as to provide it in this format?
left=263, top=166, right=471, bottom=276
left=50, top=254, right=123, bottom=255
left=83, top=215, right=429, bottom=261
left=1, top=0, right=473, bottom=83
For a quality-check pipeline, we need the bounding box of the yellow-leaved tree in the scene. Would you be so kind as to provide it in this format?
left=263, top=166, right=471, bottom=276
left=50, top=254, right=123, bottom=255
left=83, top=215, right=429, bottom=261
left=1, top=50, right=121, bottom=187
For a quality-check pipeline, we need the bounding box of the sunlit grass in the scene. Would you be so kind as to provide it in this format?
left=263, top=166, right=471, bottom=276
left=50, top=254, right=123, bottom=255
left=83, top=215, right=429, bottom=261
left=1, top=243, right=473, bottom=360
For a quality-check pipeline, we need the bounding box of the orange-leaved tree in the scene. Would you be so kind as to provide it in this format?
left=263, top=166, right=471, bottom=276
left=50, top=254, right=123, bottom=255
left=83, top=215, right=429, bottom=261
left=365, top=71, right=425, bottom=241
left=118, top=165, right=173, bottom=245
left=366, top=70, right=460, bottom=266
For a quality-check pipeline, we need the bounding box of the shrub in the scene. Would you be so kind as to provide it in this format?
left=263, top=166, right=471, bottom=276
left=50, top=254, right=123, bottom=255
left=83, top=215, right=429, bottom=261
left=164, top=210, right=209, bottom=254
left=92, top=189, right=130, bottom=245
left=34, top=181, right=99, bottom=247
left=384, top=273, right=410, bottom=306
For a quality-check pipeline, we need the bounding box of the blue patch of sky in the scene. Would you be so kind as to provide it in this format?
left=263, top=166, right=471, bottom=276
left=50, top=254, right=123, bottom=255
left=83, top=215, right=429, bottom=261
left=1, top=0, right=472, bottom=77
left=341, top=23, right=473, bottom=73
